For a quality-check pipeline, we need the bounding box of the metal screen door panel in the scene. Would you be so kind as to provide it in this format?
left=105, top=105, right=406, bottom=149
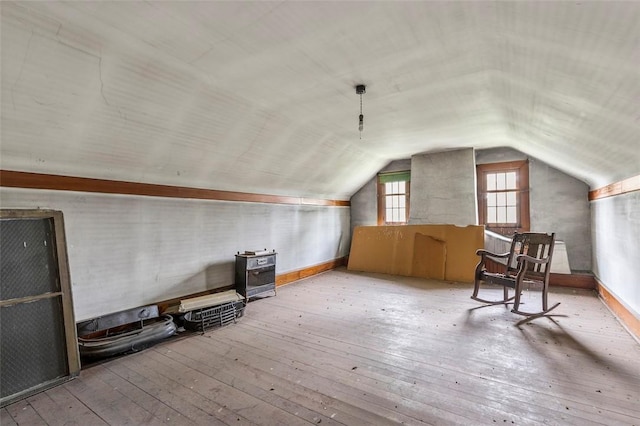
left=1, top=298, right=69, bottom=398
left=0, top=211, right=79, bottom=407
left=1, top=218, right=61, bottom=299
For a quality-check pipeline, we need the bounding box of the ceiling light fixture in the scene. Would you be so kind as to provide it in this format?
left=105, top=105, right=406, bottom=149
left=356, top=84, right=366, bottom=139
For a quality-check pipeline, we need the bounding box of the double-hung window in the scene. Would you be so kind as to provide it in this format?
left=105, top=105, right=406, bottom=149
left=477, top=161, right=529, bottom=236
left=377, top=171, right=410, bottom=225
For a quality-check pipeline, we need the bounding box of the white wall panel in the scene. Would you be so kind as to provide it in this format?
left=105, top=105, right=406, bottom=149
left=0, top=188, right=350, bottom=321
left=592, top=192, right=640, bottom=318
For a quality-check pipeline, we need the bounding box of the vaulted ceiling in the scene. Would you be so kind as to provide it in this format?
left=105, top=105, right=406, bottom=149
left=2, top=2, right=638, bottom=200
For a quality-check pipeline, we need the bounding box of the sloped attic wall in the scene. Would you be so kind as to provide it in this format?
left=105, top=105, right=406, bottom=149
left=476, top=148, right=591, bottom=271
left=0, top=1, right=385, bottom=201
left=351, top=147, right=591, bottom=272
left=350, top=159, right=411, bottom=234
left=1, top=187, right=350, bottom=321
left=2, top=2, right=638, bottom=201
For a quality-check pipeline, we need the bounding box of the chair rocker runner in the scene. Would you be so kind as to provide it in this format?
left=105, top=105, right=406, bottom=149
left=471, top=232, right=560, bottom=316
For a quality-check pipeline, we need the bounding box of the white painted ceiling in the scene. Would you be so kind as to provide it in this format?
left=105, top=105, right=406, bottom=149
left=1, top=1, right=638, bottom=200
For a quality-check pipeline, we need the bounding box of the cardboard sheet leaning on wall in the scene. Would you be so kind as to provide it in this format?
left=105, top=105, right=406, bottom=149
left=347, top=224, right=484, bottom=283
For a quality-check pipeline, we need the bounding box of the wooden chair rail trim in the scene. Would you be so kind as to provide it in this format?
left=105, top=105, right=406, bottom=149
left=589, top=174, right=640, bottom=201
left=0, top=170, right=350, bottom=207
left=548, top=272, right=596, bottom=289
left=148, top=257, right=348, bottom=316
left=276, top=257, right=348, bottom=287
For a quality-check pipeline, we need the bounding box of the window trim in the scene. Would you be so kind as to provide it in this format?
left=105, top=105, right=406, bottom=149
left=377, top=172, right=411, bottom=225
left=477, top=160, right=530, bottom=235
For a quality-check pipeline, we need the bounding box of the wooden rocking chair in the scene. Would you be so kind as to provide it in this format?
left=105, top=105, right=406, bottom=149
left=471, top=232, right=560, bottom=316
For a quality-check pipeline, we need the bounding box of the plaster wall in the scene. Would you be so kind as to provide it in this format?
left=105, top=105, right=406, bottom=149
left=350, top=159, right=411, bottom=233
left=409, top=148, right=477, bottom=226
left=529, top=159, right=591, bottom=271
left=592, top=192, right=640, bottom=317
left=351, top=147, right=592, bottom=272
left=477, top=147, right=592, bottom=271
left=475, top=147, right=526, bottom=164
left=0, top=188, right=350, bottom=321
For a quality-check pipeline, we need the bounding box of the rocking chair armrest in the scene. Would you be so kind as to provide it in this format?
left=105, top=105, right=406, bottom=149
left=516, top=254, right=550, bottom=264
left=476, top=249, right=510, bottom=259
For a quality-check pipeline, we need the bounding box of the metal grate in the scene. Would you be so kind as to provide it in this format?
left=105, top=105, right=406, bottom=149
left=183, top=301, right=245, bottom=332
left=247, top=266, right=276, bottom=288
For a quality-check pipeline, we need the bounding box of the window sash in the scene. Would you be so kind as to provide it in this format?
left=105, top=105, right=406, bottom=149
left=476, top=160, right=530, bottom=234
left=377, top=172, right=410, bottom=225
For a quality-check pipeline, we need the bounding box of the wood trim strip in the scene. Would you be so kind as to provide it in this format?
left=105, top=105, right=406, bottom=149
left=596, top=278, right=640, bottom=340
left=484, top=259, right=596, bottom=289
left=0, top=291, right=63, bottom=308
left=276, top=257, right=348, bottom=287
left=156, top=257, right=348, bottom=314
left=157, top=285, right=235, bottom=315
left=476, top=160, right=530, bottom=233
left=376, top=181, right=385, bottom=225
left=589, top=174, right=640, bottom=201
left=549, top=273, right=596, bottom=289
left=0, top=170, right=350, bottom=207
left=475, top=160, right=528, bottom=172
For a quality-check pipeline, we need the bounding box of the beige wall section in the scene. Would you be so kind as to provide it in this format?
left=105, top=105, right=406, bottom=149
left=347, top=224, right=484, bottom=283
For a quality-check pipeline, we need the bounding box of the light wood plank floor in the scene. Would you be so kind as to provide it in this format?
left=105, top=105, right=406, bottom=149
left=3, top=268, right=639, bottom=425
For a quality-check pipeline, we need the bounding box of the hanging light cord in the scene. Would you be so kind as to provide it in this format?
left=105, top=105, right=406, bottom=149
left=359, top=92, right=364, bottom=139
left=355, top=84, right=366, bottom=139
